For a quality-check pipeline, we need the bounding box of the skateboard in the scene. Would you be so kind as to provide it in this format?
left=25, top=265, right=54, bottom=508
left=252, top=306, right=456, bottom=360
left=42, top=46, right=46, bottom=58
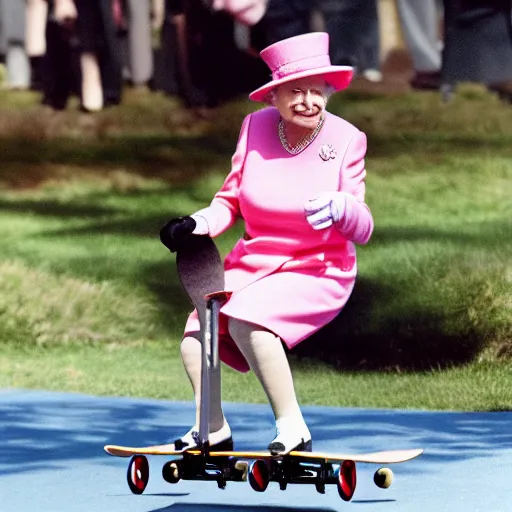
left=104, top=443, right=423, bottom=499
left=105, top=236, right=423, bottom=500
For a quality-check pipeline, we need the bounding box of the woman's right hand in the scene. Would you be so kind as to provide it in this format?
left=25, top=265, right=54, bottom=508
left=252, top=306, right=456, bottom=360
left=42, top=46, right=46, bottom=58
left=160, top=216, right=197, bottom=253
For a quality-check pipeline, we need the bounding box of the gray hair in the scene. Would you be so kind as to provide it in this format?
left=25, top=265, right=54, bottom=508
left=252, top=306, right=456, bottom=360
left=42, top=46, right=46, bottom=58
left=324, top=84, right=336, bottom=98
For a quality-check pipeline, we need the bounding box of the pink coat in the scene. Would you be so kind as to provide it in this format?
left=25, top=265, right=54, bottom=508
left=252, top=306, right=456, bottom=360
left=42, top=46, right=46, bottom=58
left=184, top=107, right=373, bottom=372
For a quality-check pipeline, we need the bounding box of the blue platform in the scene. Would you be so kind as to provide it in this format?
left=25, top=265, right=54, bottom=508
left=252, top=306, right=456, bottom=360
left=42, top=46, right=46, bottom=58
left=0, top=389, right=510, bottom=512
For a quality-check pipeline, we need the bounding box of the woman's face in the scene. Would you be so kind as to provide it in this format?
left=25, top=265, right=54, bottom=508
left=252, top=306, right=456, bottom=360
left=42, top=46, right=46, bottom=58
left=272, top=77, right=328, bottom=130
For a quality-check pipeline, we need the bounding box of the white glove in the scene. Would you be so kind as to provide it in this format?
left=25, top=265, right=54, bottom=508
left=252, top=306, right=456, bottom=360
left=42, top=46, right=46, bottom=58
left=304, top=192, right=347, bottom=230
left=190, top=214, right=210, bottom=235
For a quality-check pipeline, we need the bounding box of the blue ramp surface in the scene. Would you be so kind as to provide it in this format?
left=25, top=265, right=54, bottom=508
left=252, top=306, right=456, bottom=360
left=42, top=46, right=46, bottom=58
left=0, top=389, right=510, bottom=512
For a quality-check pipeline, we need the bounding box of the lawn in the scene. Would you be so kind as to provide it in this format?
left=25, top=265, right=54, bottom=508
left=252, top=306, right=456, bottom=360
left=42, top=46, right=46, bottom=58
left=0, top=84, right=510, bottom=411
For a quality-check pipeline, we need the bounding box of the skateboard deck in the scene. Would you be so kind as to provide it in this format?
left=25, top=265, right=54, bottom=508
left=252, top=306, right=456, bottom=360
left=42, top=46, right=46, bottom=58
left=104, top=444, right=423, bottom=464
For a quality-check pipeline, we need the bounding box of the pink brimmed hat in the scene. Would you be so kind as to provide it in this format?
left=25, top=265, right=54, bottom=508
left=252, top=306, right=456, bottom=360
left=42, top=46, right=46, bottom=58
left=249, top=32, right=354, bottom=102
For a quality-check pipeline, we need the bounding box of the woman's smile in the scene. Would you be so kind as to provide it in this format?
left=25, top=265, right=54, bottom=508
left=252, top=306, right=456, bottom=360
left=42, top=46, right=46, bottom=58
left=291, top=108, right=323, bottom=128
left=294, top=107, right=320, bottom=116
left=294, top=110, right=320, bottom=118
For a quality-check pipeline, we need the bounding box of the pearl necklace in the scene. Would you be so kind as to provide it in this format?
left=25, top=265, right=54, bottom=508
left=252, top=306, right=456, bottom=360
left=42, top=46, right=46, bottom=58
left=278, top=114, right=325, bottom=155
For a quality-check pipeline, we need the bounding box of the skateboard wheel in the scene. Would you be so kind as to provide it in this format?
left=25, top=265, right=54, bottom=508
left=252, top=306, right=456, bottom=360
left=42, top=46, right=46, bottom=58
left=233, top=460, right=249, bottom=481
left=337, top=460, right=356, bottom=502
left=374, top=467, right=393, bottom=488
left=162, top=461, right=181, bottom=484
left=248, top=459, right=270, bottom=492
left=127, top=455, right=149, bottom=495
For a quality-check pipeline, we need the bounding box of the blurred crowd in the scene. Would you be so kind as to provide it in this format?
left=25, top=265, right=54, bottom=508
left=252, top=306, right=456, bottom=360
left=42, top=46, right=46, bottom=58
left=0, top=0, right=511, bottom=113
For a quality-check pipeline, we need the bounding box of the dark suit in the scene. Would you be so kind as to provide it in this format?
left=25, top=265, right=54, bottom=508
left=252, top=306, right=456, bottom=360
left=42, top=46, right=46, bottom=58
left=41, top=0, right=123, bottom=109
left=442, top=0, right=512, bottom=85
left=74, top=0, right=123, bottom=105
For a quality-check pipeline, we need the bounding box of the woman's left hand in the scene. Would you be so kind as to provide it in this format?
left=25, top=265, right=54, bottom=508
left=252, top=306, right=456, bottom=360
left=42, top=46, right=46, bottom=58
left=160, top=216, right=197, bottom=252
left=304, top=192, right=347, bottom=230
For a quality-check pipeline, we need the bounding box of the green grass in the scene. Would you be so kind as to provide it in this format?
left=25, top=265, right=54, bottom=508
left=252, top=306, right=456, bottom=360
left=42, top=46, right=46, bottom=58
left=1, top=344, right=510, bottom=411
left=0, top=84, right=510, bottom=411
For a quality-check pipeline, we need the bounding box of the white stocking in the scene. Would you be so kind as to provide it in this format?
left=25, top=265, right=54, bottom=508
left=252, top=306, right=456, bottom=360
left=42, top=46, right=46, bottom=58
left=179, top=334, right=230, bottom=447
left=228, top=318, right=311, bottom=454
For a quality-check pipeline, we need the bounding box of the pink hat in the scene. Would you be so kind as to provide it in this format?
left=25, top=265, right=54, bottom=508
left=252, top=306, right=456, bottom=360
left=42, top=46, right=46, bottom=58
left=249, top=32, right=354, bottom=102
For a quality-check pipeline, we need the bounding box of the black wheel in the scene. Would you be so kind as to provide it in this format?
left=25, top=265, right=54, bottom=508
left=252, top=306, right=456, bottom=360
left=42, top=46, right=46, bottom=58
left=162, top=461, right=181, bottom=484
left=337, top=460, right=356, bottom=502
left=374, top=467, right=393, bottom=489
left=127, top=455, right=149, bottom=495
left=248, top=459, right=270, bottom=492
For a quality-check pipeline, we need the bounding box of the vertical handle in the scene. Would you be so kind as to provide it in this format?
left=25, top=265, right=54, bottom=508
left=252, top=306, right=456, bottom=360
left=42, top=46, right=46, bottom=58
left=198, top=298, right=213, bottom=454
left=198, top=292, right=231, bottom=455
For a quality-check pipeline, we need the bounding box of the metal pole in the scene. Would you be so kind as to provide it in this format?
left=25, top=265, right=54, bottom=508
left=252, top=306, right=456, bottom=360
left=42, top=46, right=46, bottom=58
left=198, top=297, right=213, bottom=454
left=198, top=292, right=230, bottom=456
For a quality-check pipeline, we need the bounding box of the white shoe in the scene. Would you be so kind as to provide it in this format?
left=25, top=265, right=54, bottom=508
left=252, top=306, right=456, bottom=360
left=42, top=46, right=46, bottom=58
left=362, top=69, right=383, bottom=83
left=172, top=421, right=233, bottom=452
left=268, top=419, right=312, bottom=455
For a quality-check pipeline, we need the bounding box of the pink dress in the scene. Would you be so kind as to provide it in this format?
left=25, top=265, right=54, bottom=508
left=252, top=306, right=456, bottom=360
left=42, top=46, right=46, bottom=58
left=184, top=107, right=374, bottom=372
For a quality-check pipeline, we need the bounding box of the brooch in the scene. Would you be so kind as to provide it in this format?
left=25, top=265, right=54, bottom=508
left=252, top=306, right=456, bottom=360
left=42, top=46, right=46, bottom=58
left=319, top=144, right=336, bottom=161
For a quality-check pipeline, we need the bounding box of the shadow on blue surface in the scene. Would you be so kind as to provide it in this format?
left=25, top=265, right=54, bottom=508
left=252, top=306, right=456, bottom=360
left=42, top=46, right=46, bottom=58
left=352, top=500, right=396, bottom=504
left=148, top=505, right=335, bottom=511
left=1, top=390, right=511, bottom=480
left=109, top=493, right=191, bottom=498
left=147, top=500, right=398, bottom=511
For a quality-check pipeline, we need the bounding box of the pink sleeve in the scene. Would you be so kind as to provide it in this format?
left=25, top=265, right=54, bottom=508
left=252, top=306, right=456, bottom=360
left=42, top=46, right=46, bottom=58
left=338, top=130, right=374, bottom=245
left=192, top=114, right=251, bottom=237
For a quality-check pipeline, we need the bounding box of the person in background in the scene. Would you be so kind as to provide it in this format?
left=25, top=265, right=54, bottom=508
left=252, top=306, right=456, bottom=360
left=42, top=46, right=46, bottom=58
left=41, top=0, right=123, bottom=112
left=151, top=0, right=165, bottom=30
left=318, top=0, right=382, bottom=82
left=158, top=0, right=249, bottom=115
left=123, top=0, right=153, bottom=88
left=211, top=0, right=268, bottom=27
left=25, top=0, right=49, bottom=91
left=256, top=0, right=310, bottom=47
left=254, top=0, right=382, bottom=82
left=160, top=32, right=374, bottom=455
left=40, top=0, right=81, bottom=110
left=151, top=0, right=185, bottom=97
left=441, top=0, right=512, bottom=103
left=395, top=0, right=442, bottom=90
left=0, top=0, right=31, bottom=90
left=74, top=0, right=123, bottom=111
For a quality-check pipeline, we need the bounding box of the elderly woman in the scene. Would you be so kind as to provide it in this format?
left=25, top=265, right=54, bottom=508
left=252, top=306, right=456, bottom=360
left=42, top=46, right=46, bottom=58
left=161, top=32, right=374, bottom=455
